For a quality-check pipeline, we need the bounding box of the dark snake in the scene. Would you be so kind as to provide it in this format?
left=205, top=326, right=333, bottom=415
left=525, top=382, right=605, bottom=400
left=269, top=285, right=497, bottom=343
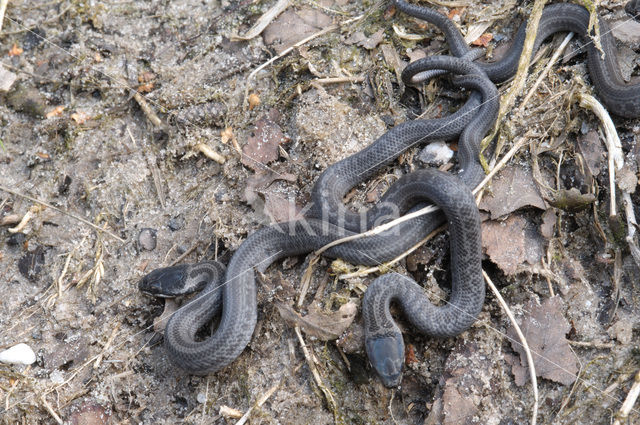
left=395, top=0, right=640, bottom=118
left=139, top=1, right=640, bottom=386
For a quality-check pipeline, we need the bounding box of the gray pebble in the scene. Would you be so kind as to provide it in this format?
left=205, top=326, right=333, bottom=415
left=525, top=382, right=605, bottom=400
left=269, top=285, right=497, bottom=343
left=138, top=228, right=157, bottom=251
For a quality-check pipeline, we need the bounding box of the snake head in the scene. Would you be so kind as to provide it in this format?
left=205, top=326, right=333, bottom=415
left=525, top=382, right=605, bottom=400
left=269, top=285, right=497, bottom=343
left=138, top=265, right=190, bottom=298
left=365, top=333, right=405, bottom=388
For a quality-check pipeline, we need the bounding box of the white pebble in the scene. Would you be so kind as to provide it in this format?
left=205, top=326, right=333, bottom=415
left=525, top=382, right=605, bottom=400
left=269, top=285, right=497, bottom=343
left=418, top=141, right=454, bottom=166
left=50, top=370, right=65, bottom=384
left=197, top=392, right=207, bottom=404
left=0, top=343, right=36, bottom=365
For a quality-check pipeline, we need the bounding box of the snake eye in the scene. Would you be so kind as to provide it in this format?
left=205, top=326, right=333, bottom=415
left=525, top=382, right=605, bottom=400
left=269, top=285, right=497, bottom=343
left=138, top=265, right=189, bottom=297
left=365, top=334, right=405, bottom=388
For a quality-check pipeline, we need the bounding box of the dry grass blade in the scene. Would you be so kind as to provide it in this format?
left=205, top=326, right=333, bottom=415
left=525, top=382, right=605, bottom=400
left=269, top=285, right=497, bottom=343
left=0, top=0, right=8, bottom=33
left=0, top=185, right=125, bottom=242
left=576, top=91, right=623, bottom=217
left=293, top=326, right=343, bottom=424
left=232, top=0, right=290, bottom=41
left=483, top=270, right=539, bottom=425
left=613, top=370, right=640, bottom=425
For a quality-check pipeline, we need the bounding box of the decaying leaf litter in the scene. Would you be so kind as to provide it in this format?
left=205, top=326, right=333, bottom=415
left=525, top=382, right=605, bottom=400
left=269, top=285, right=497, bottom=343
left=0, top=0, right=639, bottom=423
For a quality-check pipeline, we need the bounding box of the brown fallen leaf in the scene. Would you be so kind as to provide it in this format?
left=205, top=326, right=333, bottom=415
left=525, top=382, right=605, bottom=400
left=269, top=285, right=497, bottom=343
left=506, top=296, right=578, bottom=386
left=248, top=93, right=261, bottom=110
left=46, top=105, right=65, bottom=118
left=547, top=187, right=596, bottom=211
left=345, top=28, right=385, bottom=50
left=471, top=33, right=493, bottom=47
left=479, top=164, right=547, bottom=219
left=243, top=169, right=296, bottom=206
left=264, top=192, right=303, bottom=223
left=577, top=130, right=605, bottom=178
left=540, top=208, right=557, bottom=239
left=8, top=43, right=23, bottom=56
left=242, top=112, right=289, bottom=170
left=262, top=7, right=332, bottom=54
left=482, top=213, right=545, bottom=275
left=276, top=301, right=357, bottom=341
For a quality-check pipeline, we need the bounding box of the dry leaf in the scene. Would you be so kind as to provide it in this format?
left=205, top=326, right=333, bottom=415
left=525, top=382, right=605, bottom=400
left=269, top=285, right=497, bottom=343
left=471, top=33, right=493, bottom=47
left=137, top=83, right=154, bottom=93
left=71, top=111, right=91, bottom=124
left=8, top=44, right=23, bottom=56
left=482, top=213, right=545, bottom=275
left=262, top=7, right=332, bottom=54
left=264, top=192, right=302, bottom=223
left=479, top=164, right=547, bottom=219
left=540, top=208, right=557, bottom=239
left=276, top=301, right=357, bottom=340
left=506, top=296, right=578, bottom=386
left=547, top=187, right=596, bottom=211
left=138, top=71, right=155, bottom=83
left=577, top=130, right=604, bottom=178
left=447, top=8, right=463, bottom=19
left=242, top=113, right=288, bottom=170
left=345, top=29, right=385, bottom=50
left=248, top=93, right=261, bottom=110
left=46, top=105, right=65, bottom=118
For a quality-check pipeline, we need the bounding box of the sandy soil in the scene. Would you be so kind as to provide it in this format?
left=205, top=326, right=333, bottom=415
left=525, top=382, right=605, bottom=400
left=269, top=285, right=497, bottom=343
left=1, top=0, right=640, bottom=424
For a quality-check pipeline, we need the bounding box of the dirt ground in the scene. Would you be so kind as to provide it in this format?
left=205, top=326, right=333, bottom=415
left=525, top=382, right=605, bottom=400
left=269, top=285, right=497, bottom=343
left=1, top=0, right=640, bottom=424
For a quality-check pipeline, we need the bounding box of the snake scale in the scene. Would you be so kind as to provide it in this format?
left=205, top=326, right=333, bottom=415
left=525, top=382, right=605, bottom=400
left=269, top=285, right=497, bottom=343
left=139, top=1, right=640, bottom=386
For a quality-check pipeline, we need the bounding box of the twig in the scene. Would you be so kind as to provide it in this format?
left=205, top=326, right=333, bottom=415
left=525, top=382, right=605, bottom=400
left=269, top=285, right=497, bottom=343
left=235, top=381, right=281, bottom=425
left=519, top=32, right=574, bottom=109
left=195, top=143, right=226, bottom=164
left=168, top=241, right=199, bottom=266
left=483, top=270, right=538, bottom=425
left=93, top=323, right=122, bottom=369
left=482, top=0, right=548, bottom=153
left=338, top=224, right=447, bottom=279
left=622, top=192, right=640, bottom=268
left=613, top=370, right=640, bottom=425
left=311, top=76, right=365, bottom=85
left=314, top=204, right=439, bottom=257
left=576, top=91, right=623, bottom=217
left=231, top=0, right=290, bottom=41
left=55, top=247, right=76, bottom=302
left=567, top=339, right=615, bottom=349
left=126, top=127, right=166, bottom=208
left=293, top=325, right=342, bottom=423
left=133, top=92, right=164, bottom=128
left=0, top=185, right=125, bottom=242
left=40, top=395, right=63, bottom=425
left=245, top=14, right=364, bottom=108
left=473, top=135, right=530, bottom=197
left=0, top=0, right=8, bottom=33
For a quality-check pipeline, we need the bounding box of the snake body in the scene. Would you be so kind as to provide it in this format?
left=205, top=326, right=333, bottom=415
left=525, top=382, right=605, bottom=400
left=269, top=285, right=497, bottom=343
left=139, top=1, right=639, bottom=385
left=139, top=56, right=493, bottom=376
left=395, top=0, right=640, bottom=118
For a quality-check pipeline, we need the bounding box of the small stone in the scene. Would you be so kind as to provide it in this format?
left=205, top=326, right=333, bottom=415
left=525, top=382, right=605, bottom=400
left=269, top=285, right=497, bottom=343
left=417, top=141, right=454, bottom=166
left=6, top=85, right=48, bottom=117
left=138, top=228, right=157, bottom=251
left=50, top=369, right=64, bottom=384
left=7, top=232, right=26, bottom=246
left=0, top=343, right=37, bottom=365
left=18, top=247, right=46, bottom=280
left=167, top=216, right=184, bottom=231
left=196, top=392, right=207, bottom=404
left=0, top=65, right=17, bottom=92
